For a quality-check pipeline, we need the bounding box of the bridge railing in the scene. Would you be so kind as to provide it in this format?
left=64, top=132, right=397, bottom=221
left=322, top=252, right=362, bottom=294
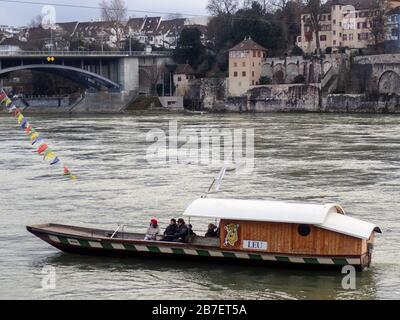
left=0, top=50, right=172, bottom=57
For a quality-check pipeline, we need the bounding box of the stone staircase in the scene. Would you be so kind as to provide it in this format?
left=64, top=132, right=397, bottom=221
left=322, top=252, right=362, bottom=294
left=322, top=66, right=339, bottom=94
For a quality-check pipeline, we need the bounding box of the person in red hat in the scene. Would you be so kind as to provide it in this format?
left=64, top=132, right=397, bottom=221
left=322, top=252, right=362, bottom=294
left=144, top=218, right=160, bottom=241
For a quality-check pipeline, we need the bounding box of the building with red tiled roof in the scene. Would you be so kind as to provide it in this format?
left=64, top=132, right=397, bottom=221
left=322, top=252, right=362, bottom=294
left=228, top=37, right=267, bottom=96
left=229, top=38, right=268, bottom=52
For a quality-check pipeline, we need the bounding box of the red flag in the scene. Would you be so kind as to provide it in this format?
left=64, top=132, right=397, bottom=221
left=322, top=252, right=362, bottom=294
left=37, top=144, right=49, bottom=155
left=25, top=124, right=33, bottom=134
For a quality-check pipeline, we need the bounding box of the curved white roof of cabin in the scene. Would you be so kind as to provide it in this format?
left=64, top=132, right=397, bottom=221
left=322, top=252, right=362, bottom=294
left=183, top=198, right=379, bottom=240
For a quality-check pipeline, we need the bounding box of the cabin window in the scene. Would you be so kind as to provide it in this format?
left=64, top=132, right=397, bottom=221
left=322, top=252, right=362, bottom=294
left=298, top=224, right=311, bottom=237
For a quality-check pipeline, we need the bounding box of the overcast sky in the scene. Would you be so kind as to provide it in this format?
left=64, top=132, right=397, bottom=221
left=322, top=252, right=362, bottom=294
left=0, top=0, right=209, bottom=26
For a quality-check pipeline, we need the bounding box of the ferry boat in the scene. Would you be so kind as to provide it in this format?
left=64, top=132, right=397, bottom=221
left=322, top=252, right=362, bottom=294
left=27, top=198, right=381, bottom=271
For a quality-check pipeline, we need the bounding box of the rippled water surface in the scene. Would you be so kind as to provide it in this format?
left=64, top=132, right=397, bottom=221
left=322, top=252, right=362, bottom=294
left=0, top=112, right=399, bottom=300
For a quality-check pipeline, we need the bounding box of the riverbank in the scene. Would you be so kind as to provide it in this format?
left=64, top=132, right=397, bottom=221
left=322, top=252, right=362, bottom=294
left=3, top=86, right=400, bottom=114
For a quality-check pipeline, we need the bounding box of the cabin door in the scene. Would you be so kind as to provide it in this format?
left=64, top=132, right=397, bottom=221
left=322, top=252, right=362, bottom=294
left=291, top=224, right=316, bottom=254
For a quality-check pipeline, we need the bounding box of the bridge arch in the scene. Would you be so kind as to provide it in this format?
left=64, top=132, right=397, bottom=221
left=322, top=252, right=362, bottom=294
left=0, top=64, right=120, bottom=91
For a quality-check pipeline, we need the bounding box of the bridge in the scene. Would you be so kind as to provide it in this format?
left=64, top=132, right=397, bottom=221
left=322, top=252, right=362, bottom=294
left=0, top=50, right=173, bottom=93
left=0, top=50, right=173, bottom=112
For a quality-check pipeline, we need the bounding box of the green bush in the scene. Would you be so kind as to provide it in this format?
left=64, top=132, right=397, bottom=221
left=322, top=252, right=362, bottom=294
left=259, top=76, right=271, bottom=85
left=291, top=46, right=304, bottom=56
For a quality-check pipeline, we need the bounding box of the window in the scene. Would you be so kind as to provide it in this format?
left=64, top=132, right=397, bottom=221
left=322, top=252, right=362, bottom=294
left=349, top=34, right=354, bottom=40
left=252, top=71, right=255, bottom=77
left=258, top=51, right=261, bottom=58
left=234, top=62, right=238, bottom=67
left=253, top=50, right=256, bottom=58
left=242, top=62, right=246, bottom=67
left=320, top=35, right=327, bottom=41
left=298, top=225, right=311, bottom=237
left=242, top=71, right=246, bottom=77
left=392, top=28, right=398, bottom=37
left=333, top=19, right=336, bottom=25
left=177, top=76, right=182, bottom=82
left=234, top=72, right=238, bottom=77
left=333, top=30, right=336, bottom=35
left=321, top=25, right=331, bottom=31
left=333, top=40, right=337, bottom=45
left=358, top=33, right=369, bottom=40
left=343, top=34, right=347, bottom=41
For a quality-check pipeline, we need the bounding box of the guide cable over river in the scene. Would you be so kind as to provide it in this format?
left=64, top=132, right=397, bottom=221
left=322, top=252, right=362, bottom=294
left=0, top=89, right=76, bottom=180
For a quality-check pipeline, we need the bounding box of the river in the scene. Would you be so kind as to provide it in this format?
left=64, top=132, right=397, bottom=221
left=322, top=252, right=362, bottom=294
left=0, top=112, right=399, bottom=300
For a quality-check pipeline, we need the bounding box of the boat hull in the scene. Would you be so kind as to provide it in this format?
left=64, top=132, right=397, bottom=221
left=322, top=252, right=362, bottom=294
left=27, top=225, right=370, bottom=271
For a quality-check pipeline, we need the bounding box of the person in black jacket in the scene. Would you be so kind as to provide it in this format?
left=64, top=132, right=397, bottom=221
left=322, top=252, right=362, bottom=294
left=162, top=219, right=178, bottom=241
left=172, top=218, right=189, bottom=243
left=205, top=224, right=219, bottom=238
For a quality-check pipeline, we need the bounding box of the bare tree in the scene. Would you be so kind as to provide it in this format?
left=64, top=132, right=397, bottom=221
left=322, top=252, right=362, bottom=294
left=143, top=64, right=166, bottom=95
left=28, top=14, right=44, bottom=28
left=207, top=0, right=239, bottom=15
left=99, top=0, right=127, bottom=49
left=367, top=7, right=386, bottom=47
left=304, top=0, right=323, bottom=54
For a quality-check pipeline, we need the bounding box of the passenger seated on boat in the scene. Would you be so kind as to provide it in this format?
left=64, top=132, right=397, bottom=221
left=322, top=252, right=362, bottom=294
left=171, top=218, right=189, bottom=243
left=162, top=219, right=178, bottom=241
left=144, top=218, right=160, bottom=241
left=205, top=224, right=218, bottom=238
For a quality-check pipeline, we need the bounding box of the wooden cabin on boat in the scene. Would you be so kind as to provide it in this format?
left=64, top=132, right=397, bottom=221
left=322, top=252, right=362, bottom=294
left=183, top=198, right=381, bottom=269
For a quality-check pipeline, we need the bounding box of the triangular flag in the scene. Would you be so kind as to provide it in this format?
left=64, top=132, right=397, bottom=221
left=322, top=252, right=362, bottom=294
left=32, top=137, right=43, bottom=146
left=37, top=144, right=49, bottom=155
left=25, top=124, right=33, bottom=134
left=50, top=157, right=60, bottom=165
left=44, top=152, right=56, bottom=161
left=17, top=114, right=24, bottom=124
left=30, top=132, right=40, bottom=142
left=20, top=119, right=28, bottom=130
left=42, top=148, right=53, bottom=158
left=64, top=166, right=71, bottom=176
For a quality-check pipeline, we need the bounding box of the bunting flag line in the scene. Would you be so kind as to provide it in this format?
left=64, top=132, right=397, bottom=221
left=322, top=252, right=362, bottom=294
left=0, top=89, right=77, bottom=181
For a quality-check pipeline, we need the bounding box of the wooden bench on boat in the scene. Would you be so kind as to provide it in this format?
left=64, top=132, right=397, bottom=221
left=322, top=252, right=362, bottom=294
left=27, top=198, right=381, bottom=271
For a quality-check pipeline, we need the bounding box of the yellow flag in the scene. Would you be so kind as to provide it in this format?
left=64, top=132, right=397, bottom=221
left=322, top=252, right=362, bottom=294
left=4, top=98, right=12, bottom=107
left=44, top=152, right=56, bottom=161
left=17, top=114, right=24, bottom=124
left=30, top=132, right=40, bottom=142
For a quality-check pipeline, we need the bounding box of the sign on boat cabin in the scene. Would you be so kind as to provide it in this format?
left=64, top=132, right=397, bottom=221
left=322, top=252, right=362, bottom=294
left=184, top=198, right=381, bottom=257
